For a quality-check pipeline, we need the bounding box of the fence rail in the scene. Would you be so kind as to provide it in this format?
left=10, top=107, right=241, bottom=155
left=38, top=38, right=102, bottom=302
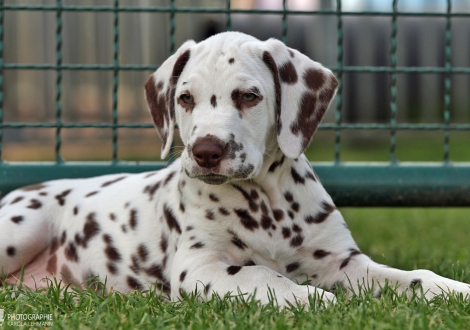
left=0, top=0, right=469, bottom=207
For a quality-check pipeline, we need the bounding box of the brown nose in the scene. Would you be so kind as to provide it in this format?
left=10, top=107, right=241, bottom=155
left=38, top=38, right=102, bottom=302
left=192, top=136, right=226, bottom=168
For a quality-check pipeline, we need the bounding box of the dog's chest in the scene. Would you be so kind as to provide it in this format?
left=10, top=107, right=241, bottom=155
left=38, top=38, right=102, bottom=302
left=178, top=177, right=327, bottom=278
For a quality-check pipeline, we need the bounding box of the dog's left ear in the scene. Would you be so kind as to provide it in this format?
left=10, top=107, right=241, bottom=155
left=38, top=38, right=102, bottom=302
left=251, top=39, right=338, bottom=159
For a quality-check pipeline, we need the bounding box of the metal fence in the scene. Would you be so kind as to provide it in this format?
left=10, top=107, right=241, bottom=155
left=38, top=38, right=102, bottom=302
left=0, top=0, right=469, bottom=206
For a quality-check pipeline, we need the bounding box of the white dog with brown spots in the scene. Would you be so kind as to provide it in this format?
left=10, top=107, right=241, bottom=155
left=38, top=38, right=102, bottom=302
left=1, top=32, right=469, bottom=307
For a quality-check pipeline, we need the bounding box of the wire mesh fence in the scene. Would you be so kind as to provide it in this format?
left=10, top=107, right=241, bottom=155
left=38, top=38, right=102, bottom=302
left=0, top=0, right=469, bottom=206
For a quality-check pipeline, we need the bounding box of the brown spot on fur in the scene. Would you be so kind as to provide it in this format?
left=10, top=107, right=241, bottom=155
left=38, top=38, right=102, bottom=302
left=127, top=276, right=144, bottom=291
left=204, top=282, right=212, bottom=295
left=290, top=235, right=303, bottom=247
left=144, top=264, right=166, bottom=282
left=292, top=224, right=302, bottom=232
left=65, top=242, right=79, bottom=262
left=409, top=278, right=422, bottom=289
left=164, top=204, right=182, bottom=234
left=229, top=57, right=234, bottom=64
left=305, top=201, right=336, bottom=224
left=229, top=230, right=248, bottom=250
left=81, top=213, right=100, bottom=248
left=209, top=193, right=219, bottom=202
left=101, top=176, right=126, bottom=187
left=291, top=168, right=305, bottom=184
left=284, top=191, right=294, bottom=202
left=55, top=189, right=72, bottom=206
left=190, top=242, right=205, bottom=249
left=11, top=196, right=24, bottom=204
left=279, top=61, right=298, bottom=84
left=232, top=185, right=259, bottom=212
left=180, top=271, right=187, bottom=282
left=143, top=181, right=161, bottom=201
left=210, top=95, right=217, bottom=108
left=282, top=227, right=291, bottom=238
left=27, top=199, right=42, bottom=209
left=46, top=254, right=57, bottom=274
left=290, top=92, right=322, bottom=151
left=268, top=156, right=285, bottom=172
left=160, top=234, right=168, bottom=252
left=205, top=210, right=215, bottom=220
left=49, top=236, right=59, bottom=254
left=61, top=264, right=79, bottom=286
left=85, top=191, right=99, bottom=198
left=286, top=262, right=300, bottom=273
left=219, top=207, right=230, bottom=216
left=313, top=249, right=331, bottom=259
left=303, top=68, right=326, bottom=91
left=227, top=265, right=242, bottom=275
left=262, top=51, right=282, bottom=134
left=129, top=209, right=138, bottom=230
left=234, top=208, right=259, bottom=231
left=107, top=263, right=118, bottom=274
left=145, top=76, right=169, bottom=143
left=6, top=246, right=16, bottom=256
left=306, top=171, right=317, bottom=181
left=103, top=235, right=122, bottom=262
left=291, top=202, right=300, bottom=212
left=273, top=209, right=284, bottom=221
left=163, top=171, right=176, bottom=186
left=261, top=215, right=272, bottom=230
left=339, top=249, right=362, bottom=269
left=21, top=184, right=46, bottom=191
left=137, top=244, right=149, bottom=262
left=11, top=216, right=23, bottom=224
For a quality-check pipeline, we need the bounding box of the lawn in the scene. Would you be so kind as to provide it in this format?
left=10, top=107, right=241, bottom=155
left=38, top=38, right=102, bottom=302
left=1, top=133, right=470, bottom=329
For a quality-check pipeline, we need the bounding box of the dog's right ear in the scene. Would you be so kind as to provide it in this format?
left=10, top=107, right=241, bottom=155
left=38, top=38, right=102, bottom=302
left=145, top=40, right=196, bottom=159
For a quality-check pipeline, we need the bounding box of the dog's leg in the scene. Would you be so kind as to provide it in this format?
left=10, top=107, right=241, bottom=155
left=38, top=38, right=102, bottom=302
left=0, top=190, right=52, bottom=284
left=331, top=253, right=470, bottom=299
left=171, top=250, right=336, bottom=308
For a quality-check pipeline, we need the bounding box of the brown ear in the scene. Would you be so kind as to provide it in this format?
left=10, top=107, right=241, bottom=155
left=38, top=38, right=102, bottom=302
left=145, top=41, right=195, bottom=159
left=257, top=39, right=338, bottom=159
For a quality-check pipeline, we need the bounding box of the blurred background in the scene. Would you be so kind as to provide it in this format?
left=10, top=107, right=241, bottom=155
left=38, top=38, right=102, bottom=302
left=2, top=0, right=469, bottom=162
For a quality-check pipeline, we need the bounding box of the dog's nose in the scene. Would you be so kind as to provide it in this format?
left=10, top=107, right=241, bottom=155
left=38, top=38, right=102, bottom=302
left=192, top=136, right=226, bottom=168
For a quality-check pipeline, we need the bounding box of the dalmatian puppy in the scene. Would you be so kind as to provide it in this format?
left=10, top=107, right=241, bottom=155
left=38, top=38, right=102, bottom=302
left=1, top=32, right=469, bottom=307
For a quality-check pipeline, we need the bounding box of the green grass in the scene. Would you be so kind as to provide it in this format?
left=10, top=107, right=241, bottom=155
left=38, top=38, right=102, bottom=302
left=1, top=208, right=470, bottom=329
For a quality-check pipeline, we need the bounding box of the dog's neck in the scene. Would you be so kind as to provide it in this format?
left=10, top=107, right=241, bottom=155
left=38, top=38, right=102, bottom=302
left=178, top=148, right=317, bottom=212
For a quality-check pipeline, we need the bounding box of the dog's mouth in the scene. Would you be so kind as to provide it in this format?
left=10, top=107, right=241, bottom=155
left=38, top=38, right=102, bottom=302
left=196, top=174, right=230, bottom=185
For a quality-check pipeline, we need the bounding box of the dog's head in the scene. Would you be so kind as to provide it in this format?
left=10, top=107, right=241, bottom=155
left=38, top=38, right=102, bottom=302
left=145, top=32, right=338, bottom=185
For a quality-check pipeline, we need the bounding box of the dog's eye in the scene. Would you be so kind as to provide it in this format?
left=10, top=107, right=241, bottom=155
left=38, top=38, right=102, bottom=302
left=180, top=94, right=193, bottom=104
left=242, top=93, right=257, bottom=102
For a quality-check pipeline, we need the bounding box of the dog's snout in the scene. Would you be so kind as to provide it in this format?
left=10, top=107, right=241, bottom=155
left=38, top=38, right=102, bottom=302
left=192, top=136, right=226, bottom=168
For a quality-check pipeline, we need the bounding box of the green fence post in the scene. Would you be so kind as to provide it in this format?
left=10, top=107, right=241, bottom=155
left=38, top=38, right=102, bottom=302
left=55, top=0, right=64, bottom=163
left=389, top=0, right=398, bottom=165
left=334, top=0, right=343, bottom=164
left=0, top=0, right=3, bottom=163
left=112, top=0, right=120, bottom=163
left=443, top=0, right=452, bottom=164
